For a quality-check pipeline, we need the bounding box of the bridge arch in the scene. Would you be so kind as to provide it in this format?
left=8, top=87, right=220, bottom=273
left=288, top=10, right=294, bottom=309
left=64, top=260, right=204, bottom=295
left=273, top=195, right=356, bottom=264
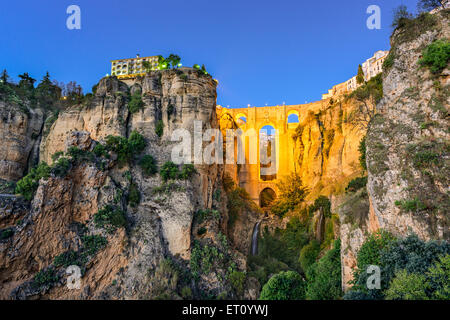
left=259, top=187, right=277, bottom=208
left=287, top=110, right=300, bottom=124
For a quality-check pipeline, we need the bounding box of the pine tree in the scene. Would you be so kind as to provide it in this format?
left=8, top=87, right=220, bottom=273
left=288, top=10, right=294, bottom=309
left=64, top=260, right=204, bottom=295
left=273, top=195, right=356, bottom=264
left=356, top=65, right=365, bottom=84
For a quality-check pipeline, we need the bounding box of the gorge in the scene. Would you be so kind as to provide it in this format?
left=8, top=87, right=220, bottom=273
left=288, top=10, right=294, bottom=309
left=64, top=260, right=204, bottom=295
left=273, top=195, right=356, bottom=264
left=0, top=9, right=449, bottom=300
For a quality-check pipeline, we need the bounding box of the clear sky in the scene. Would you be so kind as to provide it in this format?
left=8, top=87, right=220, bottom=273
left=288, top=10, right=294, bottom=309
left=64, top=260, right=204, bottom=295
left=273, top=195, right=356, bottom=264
left=0, top=0, right=419, bottom=108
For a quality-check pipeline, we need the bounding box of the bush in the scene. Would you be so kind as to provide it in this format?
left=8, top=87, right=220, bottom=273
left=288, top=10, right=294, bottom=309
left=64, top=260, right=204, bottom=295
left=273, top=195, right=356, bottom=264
left=309, top=196, right=331, bottom=218
left=385, top=270, right=429, bottom=300
left=348, top=232, right=450, bottom=300
left=427, top=254, right=450, bottom=300
left=197, top=227, right=207, bottom=236
left=51, top=157, right=71, bottom=177
left=128, top=130, right=146, bottom=154
left=358, top=136, right=367, bottom=171
left=299, top=240, right=320, bottom=274
left=94, top=205, right=127, bottom=231
left=160, top=161, right=179, bottom=182
left=127, top=183, right=141, bottom=207
left=259, top=271, right=306, bottom=300
left=15, top=162, right=51, bottom=200
left=395, top=198, right=428, bottom=212
left=155, top=120, right=164, bottom=137
left=346, top=176, right=368, bottom=193
left=82, top=235, right=107, bottom=256
left=179, top=164, right=196, bottom=180
left=305, top=239, right=342, bottom=300
left=128, top=91, right=144, bottom=113
left=54, top=250, right=84, bottom=268
left=229, top=271, right=246, bottom=296
left=271, top=173, right=308, bottom=217
left=33, top=268, right=58, bottom=289
left=419, top=39, right=450, bottom=74
left=139, top=155, right=157, bottom=176
left=0, top=228, right=14, bottom=240
left=105, top=131, right=146, bottom=166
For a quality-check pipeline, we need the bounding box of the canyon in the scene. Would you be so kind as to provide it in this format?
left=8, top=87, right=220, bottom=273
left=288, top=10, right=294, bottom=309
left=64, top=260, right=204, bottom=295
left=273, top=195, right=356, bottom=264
left=0, top=9, right=448, bottom=300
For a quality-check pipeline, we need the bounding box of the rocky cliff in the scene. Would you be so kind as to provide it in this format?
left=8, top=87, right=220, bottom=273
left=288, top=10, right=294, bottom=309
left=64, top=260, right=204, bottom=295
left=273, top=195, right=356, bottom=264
left=0, top=69, right=250, bottom=299
left=0, top=102, right=44, bottom=182
left=338, top=9, right=449, bottom=291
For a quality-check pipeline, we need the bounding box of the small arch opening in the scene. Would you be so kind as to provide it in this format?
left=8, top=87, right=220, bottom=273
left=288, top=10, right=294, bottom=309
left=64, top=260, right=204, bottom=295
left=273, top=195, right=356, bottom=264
left=287, top=113, right=299, bottom=123
left=259, top=188, right=276, bottom=208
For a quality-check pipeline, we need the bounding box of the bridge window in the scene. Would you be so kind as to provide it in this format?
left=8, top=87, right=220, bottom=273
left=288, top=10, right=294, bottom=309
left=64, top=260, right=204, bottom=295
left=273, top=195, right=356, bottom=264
left=287, top=113, right=299, bottom=123
left=260, top=188, right=276, bottom=207
left=260, top=125, right=277, bottom=181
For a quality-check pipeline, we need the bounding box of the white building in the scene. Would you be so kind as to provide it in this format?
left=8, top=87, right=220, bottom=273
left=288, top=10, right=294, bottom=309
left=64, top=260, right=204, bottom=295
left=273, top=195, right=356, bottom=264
left=322, top=50, right=389, bottom=100
left=362, top=50, right=389, bottom=81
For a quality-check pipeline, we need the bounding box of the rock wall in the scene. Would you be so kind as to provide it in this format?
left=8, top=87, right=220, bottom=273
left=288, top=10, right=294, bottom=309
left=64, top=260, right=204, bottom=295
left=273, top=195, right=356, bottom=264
left=366, top=10, right=449, bottom=240
left=0, top=69, right=236, bottom=299
left=0, top=102, right=44, bottom=181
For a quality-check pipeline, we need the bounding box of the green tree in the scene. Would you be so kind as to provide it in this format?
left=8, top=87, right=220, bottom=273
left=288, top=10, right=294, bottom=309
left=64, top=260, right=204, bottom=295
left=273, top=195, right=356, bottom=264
left=271, top=173, right=309, bottom=217
left=259, top=271, right=306, bottom=300
left=418, top=39, right=450, bottom=74
left=358, top=136, right=367, bottom=171
left=356, top=64, right=365, bottom=84
left=139, top=155, right=157, bottom=176
left=167, top=54, right=181, bottom=68
left=385, top=270, right=429, bottom=300
left=392, top=5, right=414, bottom=29
left=157, top=56, right=169, bottom=70
left=18, top=73, right=36, bottom=90
left=305, top=239, right=342, bottom=300
left=427, top=254, right=450, bottom=300
left=299, top=240, right=320, bottom=274
left=160, top=161, right=179, bottom=182
left=0, top=69, right=9, bottom=84
left=128, top=91, right=144, bottom=113
left=35, top=72, right=61, bottom=108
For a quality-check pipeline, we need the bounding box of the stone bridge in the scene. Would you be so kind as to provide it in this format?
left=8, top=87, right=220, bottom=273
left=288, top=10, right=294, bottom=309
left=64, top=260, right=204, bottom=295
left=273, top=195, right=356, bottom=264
left=217, top=100, right=327, bottom=205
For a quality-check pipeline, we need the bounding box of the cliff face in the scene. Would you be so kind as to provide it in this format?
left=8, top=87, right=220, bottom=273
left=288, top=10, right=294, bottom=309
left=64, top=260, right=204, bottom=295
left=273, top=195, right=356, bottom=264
left=0, top=102, right=44, bottom=182
left=366, top=11, right=449, bottom=240
left=338, top=10, right=450, bottom=291
left=0, top=69, right=246, bottom=299
left=291, top=99, right=365, bottom=201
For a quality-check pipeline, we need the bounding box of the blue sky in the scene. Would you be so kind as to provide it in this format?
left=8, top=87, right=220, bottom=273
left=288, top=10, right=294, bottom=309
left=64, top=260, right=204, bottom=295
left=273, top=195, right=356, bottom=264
left=0, top=0, right=419, bottom=107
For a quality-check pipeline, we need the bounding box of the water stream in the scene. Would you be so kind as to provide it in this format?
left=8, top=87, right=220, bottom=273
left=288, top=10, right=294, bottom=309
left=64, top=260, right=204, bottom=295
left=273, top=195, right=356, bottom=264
left=251, top=220, right=262, bottom=255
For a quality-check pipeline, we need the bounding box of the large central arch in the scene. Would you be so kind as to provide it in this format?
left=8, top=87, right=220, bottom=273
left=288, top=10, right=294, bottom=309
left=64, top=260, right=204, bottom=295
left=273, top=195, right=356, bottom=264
left=216, top=101, right=325, bottom=205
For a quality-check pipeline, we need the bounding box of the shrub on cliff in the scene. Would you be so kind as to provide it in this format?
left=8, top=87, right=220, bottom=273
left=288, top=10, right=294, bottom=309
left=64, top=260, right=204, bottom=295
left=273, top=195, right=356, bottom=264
left=305, top=239, right=342, bottom=300
left=346, top=176, right=368, bottom=193
left=94, top=205, right=127, bottom=232
left=259, top=271, right=306, bottom=300
left=271, top=173, right=308, bottom=217
left=155, top=120, right=164, bottom=137
left=419, top=39, right=450, bottom=74
left=105, top=130, right=146, bottom=166
left=127, top=182, right=141, bottom=207
left=139, top=155, right=157, bottom=176
left=346, top=232, right=450, bottom=300
left=128, top=91, right=144, bottom=113
left=15, top=162, right=51, bottom=200
left=178, top=164, right=196, bottom=180
left=160, top=161, right=179, bottom=182
left=299, top=240, right=320, bottom=274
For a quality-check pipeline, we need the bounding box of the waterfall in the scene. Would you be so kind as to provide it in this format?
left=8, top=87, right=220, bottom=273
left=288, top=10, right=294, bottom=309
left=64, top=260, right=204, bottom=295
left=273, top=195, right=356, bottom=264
left=251, top=221, right=262, bottom=256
